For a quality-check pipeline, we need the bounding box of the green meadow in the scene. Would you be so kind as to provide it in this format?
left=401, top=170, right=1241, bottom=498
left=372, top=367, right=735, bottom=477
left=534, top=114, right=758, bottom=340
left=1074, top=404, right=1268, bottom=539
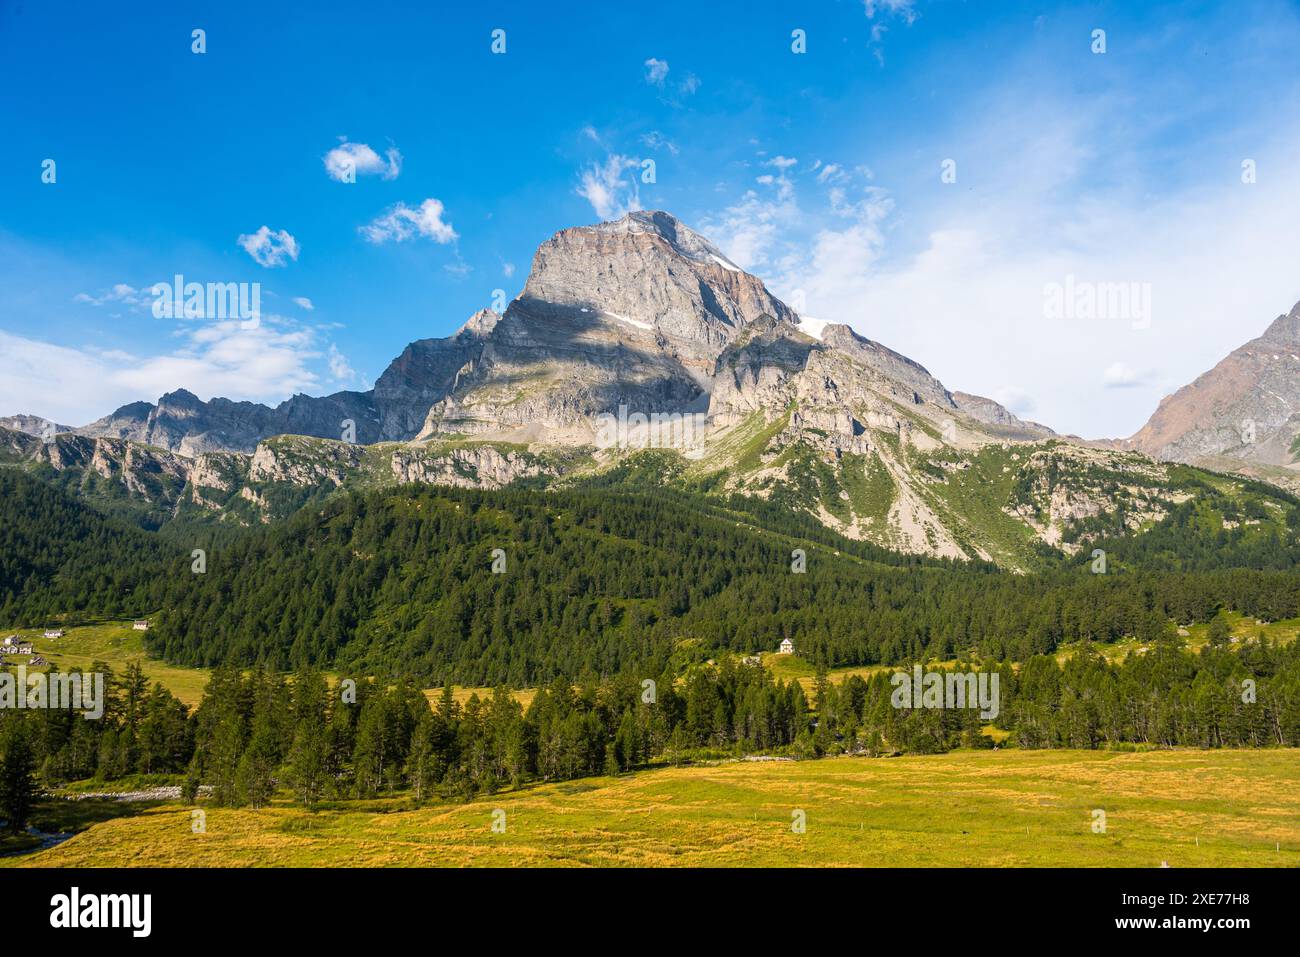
left=10, top=749, right=1297, bottom=868
left=3, top=620, right=211, bottom=707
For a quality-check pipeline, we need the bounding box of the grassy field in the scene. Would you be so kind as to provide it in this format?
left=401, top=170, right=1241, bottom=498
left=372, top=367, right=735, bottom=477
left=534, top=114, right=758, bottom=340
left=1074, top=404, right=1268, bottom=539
left=3, top=621, right=212, bottom=707
left=9, top=749, right=1297, bottom=868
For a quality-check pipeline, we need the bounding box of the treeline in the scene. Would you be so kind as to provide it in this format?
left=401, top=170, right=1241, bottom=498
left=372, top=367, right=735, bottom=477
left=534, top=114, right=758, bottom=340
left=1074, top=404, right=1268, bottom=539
left=183, top=661, right=810, bottom=807
left=5, top=469, right=1300, bottom=690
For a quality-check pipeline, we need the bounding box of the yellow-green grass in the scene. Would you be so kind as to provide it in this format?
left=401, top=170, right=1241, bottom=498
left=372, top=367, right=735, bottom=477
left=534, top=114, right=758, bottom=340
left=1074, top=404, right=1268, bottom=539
left=4, top=621, right=212, bottom=708
left=760, top=651, right=954, bottom=694
left=422, top=686, right=536, bottom=710
left=12, top=749, right=1297, bottom=868
left=1056, top=612, right=1299, bottom=666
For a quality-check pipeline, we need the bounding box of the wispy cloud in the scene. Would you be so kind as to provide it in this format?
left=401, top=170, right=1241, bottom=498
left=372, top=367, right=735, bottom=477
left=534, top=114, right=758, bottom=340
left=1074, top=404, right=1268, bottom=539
left=640, top=131, right=680, bottom=156
left=577, top=154, right=641, bottom=220
left=864, top=0, right=918, bottom=24
left=237, top=226, right=299, bottom=267
left=360, top=199, right=458, bottom=244
left=73, top=283, right=151, bottom=309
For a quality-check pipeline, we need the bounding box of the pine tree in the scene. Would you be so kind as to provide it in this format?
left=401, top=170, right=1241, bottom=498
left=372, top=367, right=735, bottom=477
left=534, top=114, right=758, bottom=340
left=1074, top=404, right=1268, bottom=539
left=0, top=726, right=37, bottom=832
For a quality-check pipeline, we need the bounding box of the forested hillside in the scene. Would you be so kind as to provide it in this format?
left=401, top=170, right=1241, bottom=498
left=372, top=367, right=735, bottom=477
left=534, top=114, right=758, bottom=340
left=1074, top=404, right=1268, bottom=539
left=140, top=484, right=1300, bottom=686
left=0, top=470, right=173, bottom=624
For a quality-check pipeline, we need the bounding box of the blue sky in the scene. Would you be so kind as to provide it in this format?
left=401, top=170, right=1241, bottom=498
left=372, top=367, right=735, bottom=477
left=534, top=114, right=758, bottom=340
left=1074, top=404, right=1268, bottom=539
left=3, top=0, right=1300, bottom=436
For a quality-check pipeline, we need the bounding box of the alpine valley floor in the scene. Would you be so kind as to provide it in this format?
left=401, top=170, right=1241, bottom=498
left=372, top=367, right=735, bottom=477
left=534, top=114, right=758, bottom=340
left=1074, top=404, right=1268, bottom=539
left=9, top=749, right=1297, bottom=868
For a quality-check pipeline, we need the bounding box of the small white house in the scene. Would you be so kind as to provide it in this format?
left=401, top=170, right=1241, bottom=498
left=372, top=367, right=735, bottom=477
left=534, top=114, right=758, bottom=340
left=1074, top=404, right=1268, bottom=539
left=778, top=638, right=795, bottom=655
left=43, top=629, right=64, bottom=639
left=132, top=620, right=150, bottom=631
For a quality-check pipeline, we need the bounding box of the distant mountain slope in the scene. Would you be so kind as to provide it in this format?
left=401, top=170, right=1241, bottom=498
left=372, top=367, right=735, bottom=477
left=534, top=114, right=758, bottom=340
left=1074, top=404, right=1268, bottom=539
left=78, top=386, right=381, bottom=455
left=951, top=392, right=1056, bottom=440
left=1125, top=301, right=1300, bottom=489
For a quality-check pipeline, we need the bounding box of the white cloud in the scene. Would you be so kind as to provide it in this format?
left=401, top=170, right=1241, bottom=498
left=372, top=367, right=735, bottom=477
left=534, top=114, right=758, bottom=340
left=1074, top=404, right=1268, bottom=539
left=678, top=73, right=700, bottom=96
left=644, top=58, right=669, bottom=86
left=720, top=113, right=1300, bottom=438
left=0, top=317, right=353, bottom=424
left=502, top=262, right=516, bottom=278
left=699, top=187, right=794, bottom=272
left=237, top=226, right=300, bottom=268
left=360, top=198, right=458, bottom=244
left=577, top=154, right=641, bottom=220
left=327, top=343, right=357, bottom=384
left=816, top=163, right=846, bottom=184
left=323, top=140, right=402, bottom=181
left=292, top=296, right=314, bottom=311
left=699, top=152, right=813, bottom=270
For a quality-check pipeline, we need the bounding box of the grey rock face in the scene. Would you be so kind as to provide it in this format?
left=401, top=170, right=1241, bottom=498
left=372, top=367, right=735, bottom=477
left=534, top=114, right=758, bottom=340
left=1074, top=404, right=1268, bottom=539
left=373, top=309, right=499, bottom=440
left=417, top=211, right=801, bottom=439
left=0, top=414, right=73, bottom=438
left=79, top=388, right=379, bottom=455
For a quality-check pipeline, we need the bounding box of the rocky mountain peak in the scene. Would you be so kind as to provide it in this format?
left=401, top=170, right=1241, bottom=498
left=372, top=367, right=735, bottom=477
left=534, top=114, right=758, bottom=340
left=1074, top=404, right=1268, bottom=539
left=1260, top=299, right=1300, bottom=344
left=593, top=210, right=742, bottom=271
left=516, top=209, right=796, bottom=350
left=1125, top=301, right=1300, bottom=478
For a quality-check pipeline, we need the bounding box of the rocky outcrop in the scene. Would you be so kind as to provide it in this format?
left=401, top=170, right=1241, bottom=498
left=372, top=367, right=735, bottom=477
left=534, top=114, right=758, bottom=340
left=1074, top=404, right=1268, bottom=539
left=373, top=309, right=499, bottom=440
left=389, top=445, right=558, bottom=489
